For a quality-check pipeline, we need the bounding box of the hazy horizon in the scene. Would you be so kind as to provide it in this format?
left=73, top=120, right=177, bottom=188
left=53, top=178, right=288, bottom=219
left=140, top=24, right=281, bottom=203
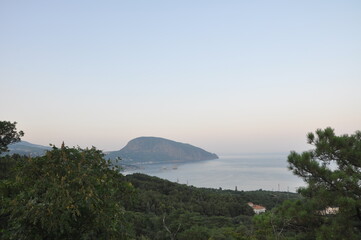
left=2, top=1, right=360, bottom=154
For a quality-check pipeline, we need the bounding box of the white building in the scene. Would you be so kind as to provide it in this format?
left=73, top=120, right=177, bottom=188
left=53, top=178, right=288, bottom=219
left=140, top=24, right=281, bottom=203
left=248, top=202, right=266, bottom=214
left=319, top=207, right=339, bottom=215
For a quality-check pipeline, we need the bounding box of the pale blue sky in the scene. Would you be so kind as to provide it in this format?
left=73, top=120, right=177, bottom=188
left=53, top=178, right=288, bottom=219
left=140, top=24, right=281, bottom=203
left=1, top=1, right=360, bottom=154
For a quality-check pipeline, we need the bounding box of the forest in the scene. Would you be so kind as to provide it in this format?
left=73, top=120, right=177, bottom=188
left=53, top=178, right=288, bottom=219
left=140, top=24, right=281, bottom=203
left=1, top=121, right=360, bottom=239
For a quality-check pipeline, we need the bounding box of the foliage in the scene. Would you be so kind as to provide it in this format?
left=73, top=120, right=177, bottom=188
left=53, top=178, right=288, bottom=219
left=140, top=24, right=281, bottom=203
left=289, top=127, right=361, bottom=238
left=1, top=151, right=301, bottom=239
left=254, top=128, right=361, bottom=239
left=253, top=199, right=322, bottom=240
left=0, top=154, right=23, bottom=180
left=124, top=173, right=300, bottom=239
left=1, top=121, right=311, bottom=239
left=0, top=121, right=24, bottom=154
left=1, top=144, right=133, bottom=240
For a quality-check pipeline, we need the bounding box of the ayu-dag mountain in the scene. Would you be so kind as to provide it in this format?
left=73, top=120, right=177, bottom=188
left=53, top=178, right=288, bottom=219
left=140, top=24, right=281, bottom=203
left=105, top=136, right=219, bottom=164
left=4, top=137, right=219, bottom=165
left=3, top=138, right=304, bottom=191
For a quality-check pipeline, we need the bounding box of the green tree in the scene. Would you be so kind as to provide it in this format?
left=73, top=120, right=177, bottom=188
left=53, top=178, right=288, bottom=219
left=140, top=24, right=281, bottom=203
left=177, top=226, right=210, bottom=240
left=253, top=199, right=322, bottom=240
left=1, top=143, right=134, bottom=240
left=286, top=127, right=361, bottom=239
left=0, top=121, right=24, bottom=154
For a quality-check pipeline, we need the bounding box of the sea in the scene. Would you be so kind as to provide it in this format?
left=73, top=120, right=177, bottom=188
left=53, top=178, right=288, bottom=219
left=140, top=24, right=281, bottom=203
left=122, top=153, right=306, bottom=193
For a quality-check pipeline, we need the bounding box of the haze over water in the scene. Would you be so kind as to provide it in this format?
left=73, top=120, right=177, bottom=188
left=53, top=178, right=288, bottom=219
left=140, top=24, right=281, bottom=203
left=124, top=153, right=305, bottom=192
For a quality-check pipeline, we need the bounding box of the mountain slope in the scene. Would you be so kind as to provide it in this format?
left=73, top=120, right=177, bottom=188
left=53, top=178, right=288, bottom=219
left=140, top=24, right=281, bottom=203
left=106, top=137, right=218, bottom=163
left=4, top=141, right=51, bottom=157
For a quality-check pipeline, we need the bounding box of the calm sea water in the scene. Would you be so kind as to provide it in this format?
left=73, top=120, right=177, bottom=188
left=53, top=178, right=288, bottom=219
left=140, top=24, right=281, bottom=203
left=123, top=153, right=305, bottom=192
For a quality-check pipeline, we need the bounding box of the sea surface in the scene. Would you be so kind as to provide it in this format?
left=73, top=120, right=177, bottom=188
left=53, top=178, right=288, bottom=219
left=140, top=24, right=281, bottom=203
left=122, top=153, right=306, bottom=192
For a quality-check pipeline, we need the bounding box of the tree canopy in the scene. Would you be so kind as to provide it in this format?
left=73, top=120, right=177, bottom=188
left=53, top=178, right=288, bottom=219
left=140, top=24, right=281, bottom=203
left=287, top=127, right=361, bottom=238
left=1, top=144, right=134, bottom=240
left=253, top=128, right=361, bottom=240
left=6, top=123, right=359, bottom=239
left=0, top=121, right=24, bottom=154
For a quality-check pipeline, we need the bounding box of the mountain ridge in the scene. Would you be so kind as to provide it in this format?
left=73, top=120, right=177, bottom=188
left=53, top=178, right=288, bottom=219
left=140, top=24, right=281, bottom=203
left=3, top=141, right=52, bottom=157
left=106, top=136, right=218, bottom=164
left=4, top=137, right=219, bottom=164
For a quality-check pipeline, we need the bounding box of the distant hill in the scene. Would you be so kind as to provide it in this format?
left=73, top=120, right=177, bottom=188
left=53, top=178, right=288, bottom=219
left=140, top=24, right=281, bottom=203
left=106, top=137, right=218, bottom=164
left=3, top=138, right=218, bottom=164
left=3, top=141, right=51, bottom=157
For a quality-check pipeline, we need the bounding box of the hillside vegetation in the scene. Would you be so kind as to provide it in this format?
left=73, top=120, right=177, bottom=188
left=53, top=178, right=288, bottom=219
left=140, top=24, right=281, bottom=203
left=1, top=122, right=360, bottom=239
left=123, top=173, right=300, bottom=239
left=0, top=150, right=300, bottom=240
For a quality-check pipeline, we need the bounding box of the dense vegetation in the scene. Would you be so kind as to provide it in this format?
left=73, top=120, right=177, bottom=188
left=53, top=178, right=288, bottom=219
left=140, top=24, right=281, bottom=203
left=1, top=121, right=360, bottom=239
left=123, top=173, right=299, bottom=239
left=252, top=127, right=361, bottom=239
left=0, top=121, right=23, bottom=154
left=0, top=152, right=298, bottom=239
left=0, top=145, right=134, bottom=239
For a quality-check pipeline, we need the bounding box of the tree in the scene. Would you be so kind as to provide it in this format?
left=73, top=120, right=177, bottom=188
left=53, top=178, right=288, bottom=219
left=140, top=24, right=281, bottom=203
left=1, top=143, right=134, bottom=240
left=0, top=121, right=24, bottom=154
left=287, top=127, right=361, bottom=239
left=253, top=199, right=321, bottom=240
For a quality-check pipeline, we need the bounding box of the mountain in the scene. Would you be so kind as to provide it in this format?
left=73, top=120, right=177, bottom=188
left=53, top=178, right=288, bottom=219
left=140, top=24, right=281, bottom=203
left=106, top=137, right=218, bottom=164
left=3, top=138, right=218, bottom=164
left=3, top=141, right=51, bottom=157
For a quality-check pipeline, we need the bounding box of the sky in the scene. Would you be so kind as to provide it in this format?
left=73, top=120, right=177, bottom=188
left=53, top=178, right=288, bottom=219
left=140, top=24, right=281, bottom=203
left=1, top=0, right=360, bottom=154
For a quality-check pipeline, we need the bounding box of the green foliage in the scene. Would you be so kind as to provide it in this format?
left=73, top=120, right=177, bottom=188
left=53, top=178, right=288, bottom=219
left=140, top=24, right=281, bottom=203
left=123, top=173, right=300, bottom=239
left=1, top=149, right=301, bottom=239
left=0, top=121, right=24, bottom=154
left=1, top=121, right=312, bottom=239
left=0, top=154, right=24, bottom=180
left=1, top=144, right=133, bottom=240
left=177, top=226, right=210, bottom=240
left=288, top=128, right=361, bottom=238
left=253, top=199, right=323, bottom=240
left=255, top=128, right=361, bottom=239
